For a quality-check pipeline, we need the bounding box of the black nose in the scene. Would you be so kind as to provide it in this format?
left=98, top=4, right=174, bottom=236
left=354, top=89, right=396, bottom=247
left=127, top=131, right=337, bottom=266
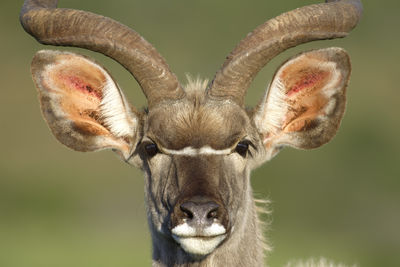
left=180, top=199, right=220, bottom=226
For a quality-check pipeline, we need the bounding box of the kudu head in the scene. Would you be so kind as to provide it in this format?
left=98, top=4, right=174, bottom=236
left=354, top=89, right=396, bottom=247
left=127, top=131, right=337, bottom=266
left=21, top=0, right=362, bottom=260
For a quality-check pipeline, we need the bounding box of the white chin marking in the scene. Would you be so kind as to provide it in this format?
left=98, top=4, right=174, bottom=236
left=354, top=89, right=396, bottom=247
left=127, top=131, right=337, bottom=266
left=171, top=222, right=227, bottom=256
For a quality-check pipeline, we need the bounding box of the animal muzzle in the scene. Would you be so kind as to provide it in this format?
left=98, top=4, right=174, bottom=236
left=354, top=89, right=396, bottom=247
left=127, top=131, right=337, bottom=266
left=170, top=195, right=229, bottom=257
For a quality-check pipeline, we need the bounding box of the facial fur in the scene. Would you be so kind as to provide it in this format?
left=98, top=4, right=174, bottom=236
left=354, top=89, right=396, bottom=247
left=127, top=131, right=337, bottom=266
left=127, top=78, right=266, bottom=257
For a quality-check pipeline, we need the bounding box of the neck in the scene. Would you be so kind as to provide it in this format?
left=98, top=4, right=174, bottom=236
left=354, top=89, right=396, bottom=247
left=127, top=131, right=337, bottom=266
left=150, top=195, right=268, bottom=267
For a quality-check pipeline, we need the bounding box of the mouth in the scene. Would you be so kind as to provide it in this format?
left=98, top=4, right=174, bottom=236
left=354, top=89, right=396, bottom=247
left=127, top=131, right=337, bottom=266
left=171, top=222, right=227, bottom=256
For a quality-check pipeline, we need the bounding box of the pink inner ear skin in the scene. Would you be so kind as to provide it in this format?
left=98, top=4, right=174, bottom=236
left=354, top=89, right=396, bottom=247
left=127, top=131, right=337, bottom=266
left=286, top=70, right=329, bottom=97
left=44, top=64, right=110, bottom=135
left=59, top=74, right=103, bottom=100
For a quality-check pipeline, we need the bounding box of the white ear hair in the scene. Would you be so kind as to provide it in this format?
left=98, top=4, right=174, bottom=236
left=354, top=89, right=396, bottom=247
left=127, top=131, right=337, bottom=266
left=255, top=77, right=289, bottom=139
left=100, top=78, right=137, bottom=137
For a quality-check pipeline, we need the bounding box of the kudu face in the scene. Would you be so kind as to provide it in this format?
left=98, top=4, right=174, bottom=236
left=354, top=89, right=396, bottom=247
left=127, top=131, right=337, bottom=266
left=139, top=95, right=261, bottom=255
left=20, top=0, right=362, bottom=262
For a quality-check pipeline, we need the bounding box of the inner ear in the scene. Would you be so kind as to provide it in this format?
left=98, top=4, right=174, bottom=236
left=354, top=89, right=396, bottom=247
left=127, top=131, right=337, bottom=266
left=254, top=48, right=351, bottom=151
left=46, top=56, right=108, bottom=135
left=282, top=61, right=332, bottom=97
left=31, top=50, right=139, bottom=158
left=279, top=59, right=338, bottom=133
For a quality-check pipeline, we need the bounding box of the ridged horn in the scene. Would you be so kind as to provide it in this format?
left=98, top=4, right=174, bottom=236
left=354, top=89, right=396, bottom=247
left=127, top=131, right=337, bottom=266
left=20, top=0, right=185, bottom=108
left=207, top=0, right=363, bottom=106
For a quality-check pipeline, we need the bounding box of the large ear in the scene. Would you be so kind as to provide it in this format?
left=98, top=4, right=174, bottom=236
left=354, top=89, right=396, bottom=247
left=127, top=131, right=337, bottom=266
left=253, top=48, right=351, bottom=158
left=31, top=50, right=140, bottom=160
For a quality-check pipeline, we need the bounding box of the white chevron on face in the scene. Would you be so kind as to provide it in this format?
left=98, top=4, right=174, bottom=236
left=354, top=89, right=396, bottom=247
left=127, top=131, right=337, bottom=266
left=162, top=146, right=232, bottom=156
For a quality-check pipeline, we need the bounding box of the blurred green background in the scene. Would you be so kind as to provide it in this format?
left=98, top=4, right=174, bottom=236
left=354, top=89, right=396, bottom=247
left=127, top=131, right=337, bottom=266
left=1, top=0, right=399, bottom=266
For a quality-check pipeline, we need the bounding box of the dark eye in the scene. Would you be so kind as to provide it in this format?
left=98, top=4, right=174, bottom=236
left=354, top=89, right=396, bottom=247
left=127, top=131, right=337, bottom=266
left=144, top=143, right=159, bottom=157
left=235, top=141, right=249, bottom=157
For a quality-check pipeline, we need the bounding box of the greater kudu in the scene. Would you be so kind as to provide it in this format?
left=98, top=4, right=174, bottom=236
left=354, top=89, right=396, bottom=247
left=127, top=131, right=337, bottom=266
left=20, top=0, right=362, bottom=266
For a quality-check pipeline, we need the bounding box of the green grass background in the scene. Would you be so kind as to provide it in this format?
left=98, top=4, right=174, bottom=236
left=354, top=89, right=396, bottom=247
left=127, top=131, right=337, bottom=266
left=1, top=0, right=399, bottom=266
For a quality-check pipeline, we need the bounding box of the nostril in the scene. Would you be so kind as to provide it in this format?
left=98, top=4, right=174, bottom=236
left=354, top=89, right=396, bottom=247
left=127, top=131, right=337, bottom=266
left=180, top=204, right=194, bottom=220
left=207, top=208, right=218, bottom=219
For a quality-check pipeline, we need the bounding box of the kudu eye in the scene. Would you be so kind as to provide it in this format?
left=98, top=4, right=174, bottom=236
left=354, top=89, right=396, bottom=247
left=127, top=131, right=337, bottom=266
left=144, top=143, right=159, bottom=157
left=235, top=141, right=249, bottom=157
